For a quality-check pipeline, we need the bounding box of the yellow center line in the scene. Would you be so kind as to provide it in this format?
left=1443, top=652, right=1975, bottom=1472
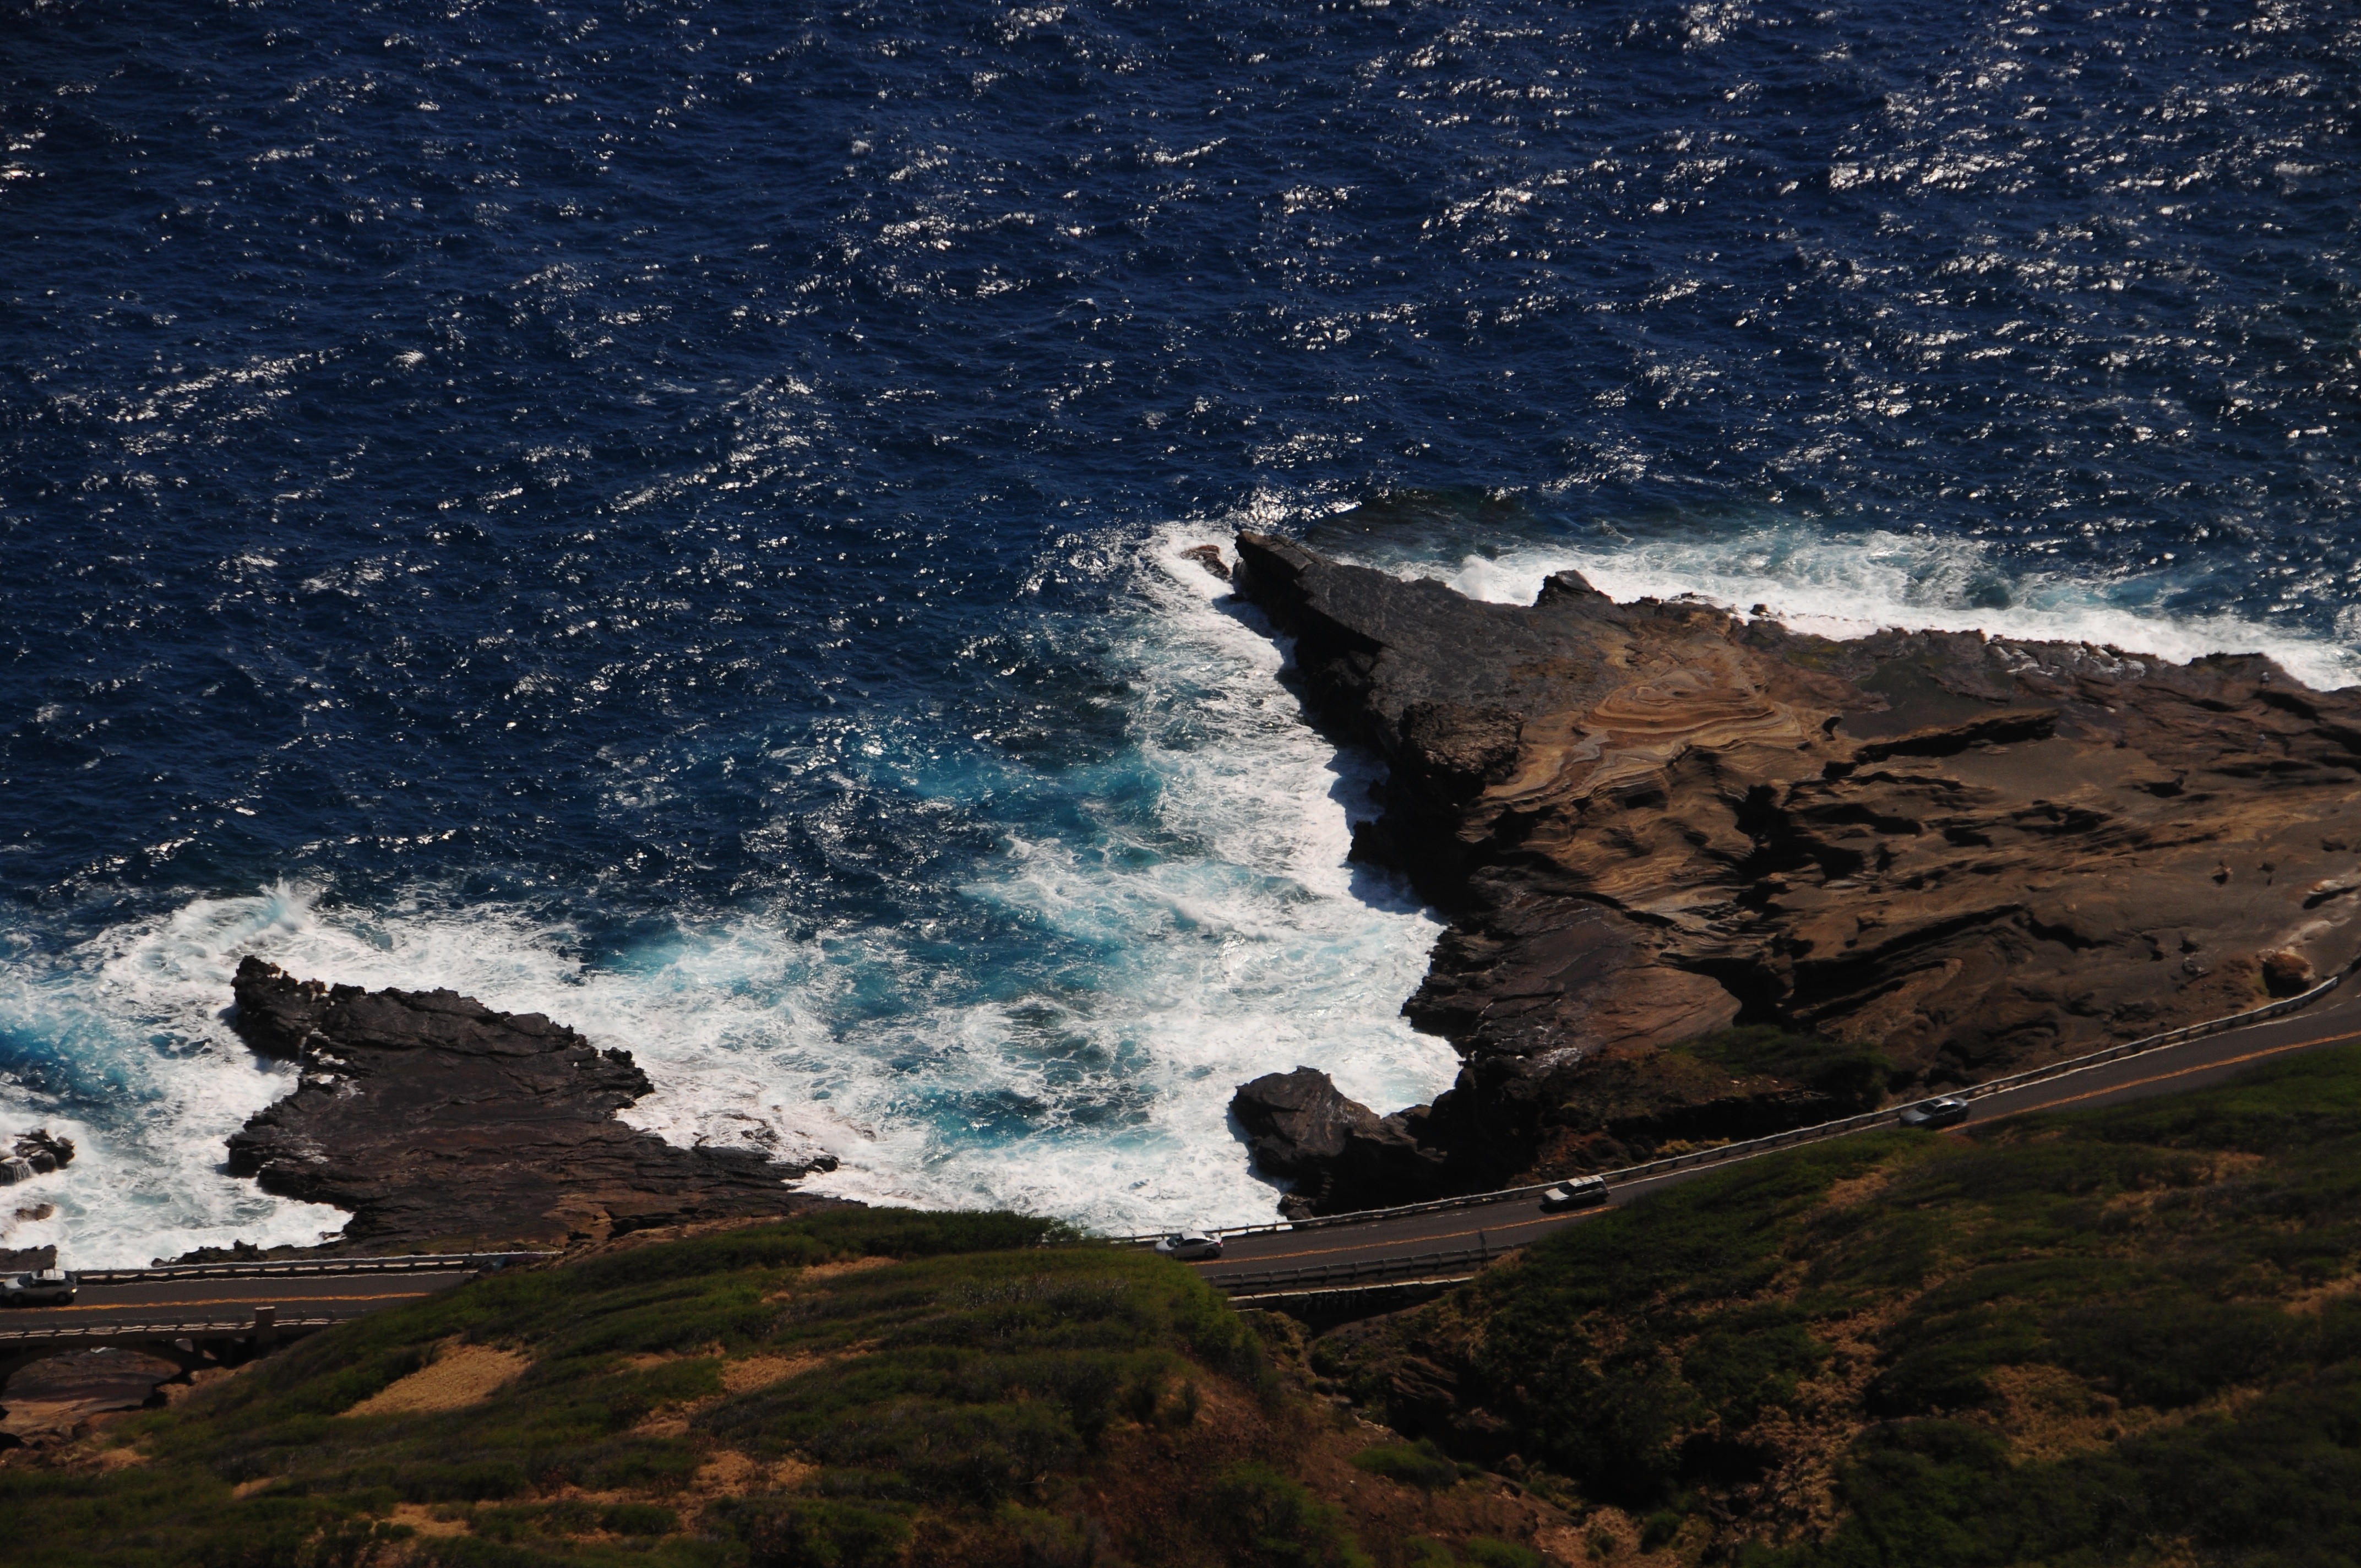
left=1993, top=1027, right=2361, bottom=1118
left=1195, top=1208, right=1590, bottom=1268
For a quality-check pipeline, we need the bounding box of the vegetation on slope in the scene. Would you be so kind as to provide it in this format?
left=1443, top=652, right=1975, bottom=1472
left=1314, top=1042, right=2361, bottom=1567
left=1529, top=1028, right=1901, bottom=1176
left=3, top=1208, right=1563, bottom=1567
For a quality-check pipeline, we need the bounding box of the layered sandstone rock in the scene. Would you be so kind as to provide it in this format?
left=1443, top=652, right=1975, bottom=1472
left=222, top=957, right=839, bottom=1252
left=1228, top=532, right=2361, bottom=1209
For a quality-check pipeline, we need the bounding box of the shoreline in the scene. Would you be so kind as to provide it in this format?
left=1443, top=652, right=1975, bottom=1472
left=1223, top=530, right=2361, bottom=1213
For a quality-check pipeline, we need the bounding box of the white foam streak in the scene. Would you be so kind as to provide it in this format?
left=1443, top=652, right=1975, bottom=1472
left=796, top=526, right=1461, bottom=1229
left=0, top=889, right=350, bottom=1268
left=1428, top=528, right=2361, bottom=692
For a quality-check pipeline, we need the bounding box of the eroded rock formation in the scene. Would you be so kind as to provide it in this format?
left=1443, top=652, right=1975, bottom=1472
left=1229, top=532, right=2361, bottom=1210
left=223, top=957, right=839, bottom=1252
left=1231, top=1067, right=1450, bottom=1218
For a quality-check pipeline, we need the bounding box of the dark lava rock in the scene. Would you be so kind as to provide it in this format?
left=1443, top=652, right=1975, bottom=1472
left=1180, top=543, right=1232, bottom=581
left=2, top=1128, right=72, bottom=1188
left=1232, top=1068, right=1374, bottom=1179
left=223, top=957, right=841, bottom=1253
left=1231, top=530, right=2361, bottom=1208
left=0, top=1347, right=183, bottom=1448
left=1231, top=1068, right=1450, bottom=1219
left=2264, top=949, right=2316, bottom=997
left=11, top=1130, right=74, bottom=1175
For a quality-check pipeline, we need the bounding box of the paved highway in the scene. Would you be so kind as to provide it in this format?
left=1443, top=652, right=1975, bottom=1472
left=0, top=1268, right=477, bottom=1342
left=1188, top=992, right=2361, bottom=1289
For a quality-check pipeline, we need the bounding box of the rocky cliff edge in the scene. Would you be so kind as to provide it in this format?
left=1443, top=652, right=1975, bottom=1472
left=1226, top=532, right=2361, bottom=1212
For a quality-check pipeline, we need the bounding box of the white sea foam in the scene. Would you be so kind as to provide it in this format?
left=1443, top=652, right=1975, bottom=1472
left=1421, top=527, right=2361, bottom=692
left=794, top=524, right=1462, bottom=1229
left=0, top=890, right=351, bottom=1268
left=5, top=523, right=1462, bottom=1262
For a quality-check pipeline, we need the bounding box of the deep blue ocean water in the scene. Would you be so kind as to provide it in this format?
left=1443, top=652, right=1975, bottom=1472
left=2, top=0, right=2355, bottom=1262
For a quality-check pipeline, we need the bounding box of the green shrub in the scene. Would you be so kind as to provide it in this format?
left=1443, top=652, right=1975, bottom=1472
left=1422, top=1042, right=2361, bottom=1566
left=1638, top=1509, right=1685, bottom=1551
left=1462, top=1540, right=1547, bottom=1568
left=1210, top=1461, right=1373, bottom=1568
left=1678, top=1026, right=1897, bottom=1112
left=730, top=1495, right=912, bottom=1568
left=1348, top=1440, right=1460, bottom=1489
left=597, top=1501, right=677, bottom=1536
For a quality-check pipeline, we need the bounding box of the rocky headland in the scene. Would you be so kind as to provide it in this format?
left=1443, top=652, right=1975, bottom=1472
left=1226, top=532, right=2361, bottom=1213
left=219, top=957, right=839, bottom=1254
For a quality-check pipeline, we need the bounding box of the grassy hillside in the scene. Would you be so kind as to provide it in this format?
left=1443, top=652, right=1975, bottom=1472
left=1314, top=1043, right=2361, bottom=1568
left=2, top=1208, right=1564, bottom=1567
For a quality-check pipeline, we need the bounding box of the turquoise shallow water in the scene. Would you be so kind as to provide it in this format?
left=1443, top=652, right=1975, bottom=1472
left=1, top=0, right=2355, bottom=1263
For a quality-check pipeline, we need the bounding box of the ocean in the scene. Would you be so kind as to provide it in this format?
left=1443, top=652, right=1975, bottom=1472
left=2, top=0, right=2354, bottom=1264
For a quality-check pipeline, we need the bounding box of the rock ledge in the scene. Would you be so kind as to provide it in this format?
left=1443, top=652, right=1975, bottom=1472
left=1228, top=531, right=2361, bottom=1212
left=221, top=957, right=839, bottom=1253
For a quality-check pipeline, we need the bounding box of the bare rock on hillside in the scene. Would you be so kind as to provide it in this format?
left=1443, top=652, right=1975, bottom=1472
left=220, top=957, right=841, bottom=1253
left=1230, top=531, right=2361, bottom=1210
left=0, top=1348, right=182, bottom=1448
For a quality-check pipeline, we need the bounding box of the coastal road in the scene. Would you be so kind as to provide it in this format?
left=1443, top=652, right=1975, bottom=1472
left=1189, top=992, right=2361, bottom=1290
left=0, top=1268, right=478, bottom=1342
left=9, top=998, right=2358, bottom=1331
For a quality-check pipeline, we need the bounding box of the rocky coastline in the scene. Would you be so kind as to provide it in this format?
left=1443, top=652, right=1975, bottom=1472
left=214, top=957, right=840, bottom=1255
left=1225, top=532, right=2361, bottom=1214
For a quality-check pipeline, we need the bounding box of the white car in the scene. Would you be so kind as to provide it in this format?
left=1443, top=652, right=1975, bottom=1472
left=1, top=1268, right=78, bottom=1306
left=1153, top=1231, right=1223, bottom=1261
left=1538, top=1177, right=1610, bottom=1212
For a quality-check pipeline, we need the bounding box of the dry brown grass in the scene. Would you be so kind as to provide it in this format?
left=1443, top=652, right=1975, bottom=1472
left=344, top=1342, right=529, bottom=1417
left=690, top=1449, right=814, bottom=1495
left=719, top=1351, right=833, bottom=1393
left=389, top=1503, right=471, bottom=1538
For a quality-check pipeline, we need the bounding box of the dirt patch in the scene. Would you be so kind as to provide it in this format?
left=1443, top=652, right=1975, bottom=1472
left=632, top=1348, right=860, bottom=1435
left=761, top=1255, right=898, bottom=1302
left=694, top=1449, right=815, bottom=1495
left=344, top=1343, right=529, bottom=1417
left=721, top=1351, right=836, bottom=1394
left=1821, top=1164, right=1899, bottom=1210
left=802, top=1255, right=897, bottom=1279
left=390, top=1503, right=471, bottom=1538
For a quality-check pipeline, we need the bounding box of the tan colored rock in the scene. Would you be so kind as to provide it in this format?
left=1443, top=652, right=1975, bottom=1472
left=1232, top=532, right=2361, bottom=1203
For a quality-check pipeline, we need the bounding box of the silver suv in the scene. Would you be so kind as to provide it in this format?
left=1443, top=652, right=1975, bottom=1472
left=1, top=1267, right=78, bottom=1305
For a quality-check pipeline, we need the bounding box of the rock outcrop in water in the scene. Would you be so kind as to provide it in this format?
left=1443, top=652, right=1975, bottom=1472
left=2, top=1129, right=73, bottom=1186
left=222, top=958, right=839, bottom=1252
left=1228, top=532, right=2361, bottom=1211
left=1231, top=1066, right=1450, bottom=1218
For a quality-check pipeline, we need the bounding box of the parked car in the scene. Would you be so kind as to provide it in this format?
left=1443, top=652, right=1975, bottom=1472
left=1538, top=1176, right=1610, bottom=1212
left=1152, top=1231, right=1223, bottom=1261
left=1, top=1267, right=78, bottom=1305
left=1898, top=1096, right=1971, bottom=1130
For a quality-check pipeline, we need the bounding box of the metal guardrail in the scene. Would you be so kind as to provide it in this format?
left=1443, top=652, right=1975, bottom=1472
left=1116, top=965, right=2353, bottom=1248
left=76, top=1251, right=560, bottom=1287
left=0, top=1315, right=341, bottom=1348
left=1208, top=1238, right=1505, bottom=1295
